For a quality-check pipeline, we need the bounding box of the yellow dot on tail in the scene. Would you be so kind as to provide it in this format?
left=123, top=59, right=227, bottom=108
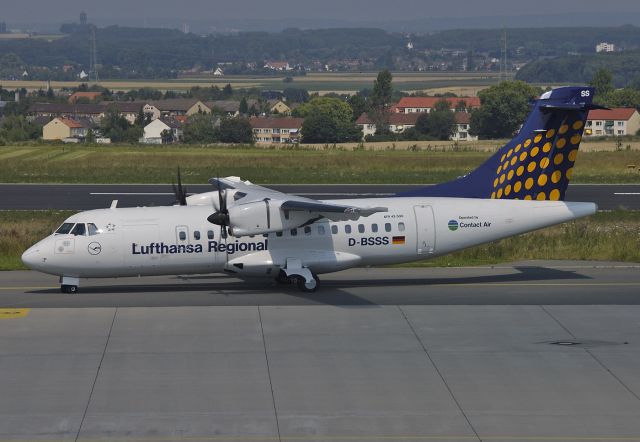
left=493, top=177, right=499, bottom=188
left=572, top=120, right=584, bottom=130
left=559, top=124, right=569, bottom=134
left=554, top=153, right=564, bottom=165
left=538, top=174, right=548, bottom=186
left=507, top=148, right=513, bottom=158
left=542, top=142, right=552, bottom=153
left=546, top=128, right=556, bottom=138
left=510, top=156, right=517, bottom=166
left=524, top=139, right=531, bottom=148
left=527, top=162, right=537, bottom=173
left=556, top=138, right=566, bottom=149
left=551, top=170, right=562, bottom=183
left=500, top=174, right=506, bottom=184
left=566, top=168, right=573, bottom=180
left=534, top=134, right=542, bottom=143
left=550, top=189, right=561, bottom=200
left=515, top=144, right=522, bottom=153
left=497, top=165, right=502, bottom=174
left=568, top=149, right=578, bottom=162
left=516, top=165, right=525, bottom=176
left=497, top=188, right=503, bottom=198
left=519, top=152, right=528, bottom=162
left=537, top=192, right=546, bottom=200
left=501, top=153, right=506, bottom=162
left=524, top=195, right=532, bottom=200
left=514, top=181, right=522, bottom=192
left=531, top=146, right=539, bottom=158
left=525, top=177, right=534, bottom=190
left=508, top=170, right=514, bottom=181
left=505, top=184, right=512, bottom=196
left=540, top=157, right=550, bottom=169
left=491, top=192, right=496, bottom=199
left=571, top=134, right=582, bottom=145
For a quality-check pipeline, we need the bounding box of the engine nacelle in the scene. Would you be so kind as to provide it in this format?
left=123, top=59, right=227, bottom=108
left=227, top=200, right=315, bottom=237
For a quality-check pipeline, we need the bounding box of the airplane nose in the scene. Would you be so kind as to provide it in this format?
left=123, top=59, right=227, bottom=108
left=21, top=246, right=41, bottom=269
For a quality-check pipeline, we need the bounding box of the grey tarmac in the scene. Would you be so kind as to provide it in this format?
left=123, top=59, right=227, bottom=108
left=2, top=262, right=640, bottom=442
left=1, top=183, right=640, bottom=210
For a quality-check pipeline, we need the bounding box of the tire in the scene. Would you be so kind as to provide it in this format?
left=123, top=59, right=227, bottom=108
left=275, top=270, right=290, bottom=284
left=61, top=285, right=78, bottom=294
left=296, top=274, right=320, bottom=293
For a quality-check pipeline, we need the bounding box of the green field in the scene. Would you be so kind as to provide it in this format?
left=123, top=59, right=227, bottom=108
left=2, top=210, right=638, bottom=271
left=1, top=144, right=639, bottom=184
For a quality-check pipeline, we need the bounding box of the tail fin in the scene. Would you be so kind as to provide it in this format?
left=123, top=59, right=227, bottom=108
left=401, top=86, right=601, bottom=201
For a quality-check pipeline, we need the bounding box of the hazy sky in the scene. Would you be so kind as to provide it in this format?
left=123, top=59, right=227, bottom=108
left=5, top=0, right=640, bottom=23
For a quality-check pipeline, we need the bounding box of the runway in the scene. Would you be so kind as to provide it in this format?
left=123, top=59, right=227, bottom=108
left=1, top=183, right=640, bottom=210
left=1, top=261, right=640, bottom=307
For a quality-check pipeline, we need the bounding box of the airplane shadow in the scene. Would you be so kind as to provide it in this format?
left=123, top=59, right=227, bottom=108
left=24, top=265, right=591, bottom=307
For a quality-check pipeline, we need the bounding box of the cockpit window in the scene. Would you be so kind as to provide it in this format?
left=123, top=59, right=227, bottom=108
left=87, top=223, right=100, bottom=236
left=55, top=223, right=75, bottom=235
left=70, top=223, right=86, bottom=236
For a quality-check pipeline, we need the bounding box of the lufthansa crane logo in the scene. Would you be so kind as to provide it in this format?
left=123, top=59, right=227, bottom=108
left=88, top=242, right=102, bottom=255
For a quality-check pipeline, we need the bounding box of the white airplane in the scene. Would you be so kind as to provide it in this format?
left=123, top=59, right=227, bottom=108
left=22, top=86, right=601, bottom=293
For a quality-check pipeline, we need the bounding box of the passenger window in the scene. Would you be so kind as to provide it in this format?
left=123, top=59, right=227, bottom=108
left=358, top=224, right=365, bottom=233
left=71, top=223, right=86, bottom=236
left=371, top=224, right=378, bottom=233
left=345, top=225, right=352, bottom=234
left=207, top=230, right=214, bottom=240
left=276, top=231, right=283, bottom=237
left=304, top=226, right=311, bottom=236
left=179, top=231, right=186, bottom=241
left=194, top=231, right=200, bottom=240
left=331, top=225, right=338, bottom=235
left=385, top=223, right=392, bottom=232
left=290, top=229, right=297, bottom=236
left=87, top=223, right=99, bottom=236
left=55, top=223, right=75, bottom=235
left=318, top=225, right=325, bottom=235
left=398, top=222, right=405, bottom=232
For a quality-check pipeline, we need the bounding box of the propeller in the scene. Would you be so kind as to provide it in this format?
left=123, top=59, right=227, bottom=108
left=172, top=167, right=188, bottom=206
left=207, top=176, right=230, bottom=266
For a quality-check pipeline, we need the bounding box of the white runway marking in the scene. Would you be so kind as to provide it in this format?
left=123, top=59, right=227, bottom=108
left=614, top=192, right=640, bottom=195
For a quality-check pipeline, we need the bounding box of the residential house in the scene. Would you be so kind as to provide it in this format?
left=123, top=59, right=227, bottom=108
left=142, top=118, right=184, bottom=144
left=150, top=99, right=211, bottom=117
left=213, top=67, right=224, bottom=76
left=268, top=100, right=291, bottom=115
left=206, top=100, right=241, bottom=117
left=451, top=112, right=477, bottom=141
left=68, top=91, right=102, bottom=103
left=28, top=103, right=106, bottom=123
left=585, top=108, right=640, bottom=137
left=102, top=102, right=145, bottom=124
left=393, top=96, right=481, bottom=114
left=250, top=117, right=304, bottom=144
left=596, top=42, right=616, bottom=53
left=355, top=113, right=421, bottom=138
left=264, top=61, right=292, bottom=71
left=42, top=117, right=89, bottom=140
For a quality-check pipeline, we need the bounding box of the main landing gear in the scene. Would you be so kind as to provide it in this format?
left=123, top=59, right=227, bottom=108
left=60, top=276, right=79, bottom=294
left=276, top=259, right=320, bottom=293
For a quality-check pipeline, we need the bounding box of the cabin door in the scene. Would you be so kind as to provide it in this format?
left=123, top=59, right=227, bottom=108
left=413, top=205, right=435, bottom=255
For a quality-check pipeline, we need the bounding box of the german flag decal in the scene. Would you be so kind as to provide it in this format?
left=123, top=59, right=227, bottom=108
left=392, top=236, right=405, bottom=245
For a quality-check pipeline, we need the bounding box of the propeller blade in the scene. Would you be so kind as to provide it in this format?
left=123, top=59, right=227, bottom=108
left=264, top=198, right=271, bottom=229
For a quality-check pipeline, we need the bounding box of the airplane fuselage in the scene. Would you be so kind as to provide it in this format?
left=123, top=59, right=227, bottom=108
left=22, top=197, right=596, bottom=280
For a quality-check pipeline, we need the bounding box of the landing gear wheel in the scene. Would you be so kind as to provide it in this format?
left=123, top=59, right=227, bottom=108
left=275, top=270, right=290, bottom=285
left=61, top=284, right=78, bottom=294
left=296, top=273, right=319, bottom=293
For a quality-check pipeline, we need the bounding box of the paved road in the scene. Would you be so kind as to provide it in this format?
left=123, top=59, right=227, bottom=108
left=2, top=261, right=639, bottom=308
left=1, top=183, right=640, bottom=210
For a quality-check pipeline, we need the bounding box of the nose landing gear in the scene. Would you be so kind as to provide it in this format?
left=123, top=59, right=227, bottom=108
left=59, top=276, right=80, bottom=294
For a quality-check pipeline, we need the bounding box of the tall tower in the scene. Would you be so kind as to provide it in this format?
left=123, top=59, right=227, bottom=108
left=500, top=29, right=508, bottom=82
left=89, top=25, right=99, bottom=82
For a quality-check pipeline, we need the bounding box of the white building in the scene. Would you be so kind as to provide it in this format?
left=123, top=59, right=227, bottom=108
left=142, top=118, right=183, bottom=144
left=596, top=42, right=616, bottom=53
left=585, top=108, right=640, bottom=137
left=213, top=67, right=224, bottom=76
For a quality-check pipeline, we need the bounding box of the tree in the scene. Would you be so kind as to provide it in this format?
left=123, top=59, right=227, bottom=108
left=294, top=97, right=361, bottom=143
left=293, top=97, right=353, bottom=122
left=590, top=68, right=614, bottom=99
left=0, top=115, right=40, bottom=141
left=369, top=69, right=393, bottom=134
left=283, top=87, right=310, bottom=103
left=347, top=94, right=368, bottom=121
left=239, top=97, right=249, bottom=114
left=414, top=101, right=456, bottom=140
left=161, top=129, right=174, bottom=144
left=469, top=81, right=541, bottom=139
left=219, top=117, right=253, bottom=144
left=100, top=109, right=140, bottom=142
left=223, top=83, right=233, bottom=97
left=183, top=114, right=218, bottom=143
